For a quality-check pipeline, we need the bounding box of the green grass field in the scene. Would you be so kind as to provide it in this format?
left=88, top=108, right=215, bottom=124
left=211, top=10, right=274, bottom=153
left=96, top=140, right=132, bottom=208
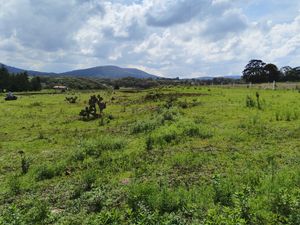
left=0, top=86, right=299, bottom=224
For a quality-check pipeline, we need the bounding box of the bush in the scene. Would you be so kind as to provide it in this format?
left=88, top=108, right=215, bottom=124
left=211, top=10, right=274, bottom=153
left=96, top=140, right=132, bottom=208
left=82, top=137, right=126, bottom=158
left=7, top=174, right=21, bottom=195
left=212, top=175, right=233, bottom=207
left=246, top=96, right=256, bottom=108
left=35, top=163, right=65, bottom=181
left=145, top=136, right=154, bottom=151
left=128, top=183, right=187, bottom=214
left=25, top=200, right=49, bottom=224
left=131, top=120, right=157, bottom=134
left=81, top=170, right=97, bottom=191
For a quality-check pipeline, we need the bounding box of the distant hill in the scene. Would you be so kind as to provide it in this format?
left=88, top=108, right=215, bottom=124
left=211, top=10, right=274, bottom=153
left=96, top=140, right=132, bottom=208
left=0, top=63, right=55, bottom=76
left=60, top=66, right=157, bottom=79
left=0, top=63, right=158, bottom=79
left=195, top=75, right=241, bottom=80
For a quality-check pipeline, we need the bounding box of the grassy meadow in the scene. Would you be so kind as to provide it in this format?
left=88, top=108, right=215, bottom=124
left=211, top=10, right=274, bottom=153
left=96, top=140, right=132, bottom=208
left=0, top=86, right=299, bottom=224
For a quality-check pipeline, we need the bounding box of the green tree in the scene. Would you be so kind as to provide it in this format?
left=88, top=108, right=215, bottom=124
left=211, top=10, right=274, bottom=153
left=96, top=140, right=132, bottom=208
left=0, top=65, right=10, bottom=91
left=264, top=63, right=281, bottom=82
left=242, top=59, right=267, bottom=83
left=30, top=76, right=42, bottom=91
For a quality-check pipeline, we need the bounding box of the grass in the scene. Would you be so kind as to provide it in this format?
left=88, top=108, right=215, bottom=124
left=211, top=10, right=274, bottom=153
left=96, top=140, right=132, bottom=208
left=0, top=86, right=299, bottom=224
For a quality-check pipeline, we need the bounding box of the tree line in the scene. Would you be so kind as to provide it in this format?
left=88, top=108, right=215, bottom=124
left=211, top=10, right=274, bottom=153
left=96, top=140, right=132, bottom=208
left=0, top=66, right=42, bottom=92
left=242, top=59, right=300, bottom=83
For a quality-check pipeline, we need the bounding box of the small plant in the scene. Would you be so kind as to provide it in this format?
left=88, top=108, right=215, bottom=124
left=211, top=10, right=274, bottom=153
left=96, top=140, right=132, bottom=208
left=246, top=92, right=262, bottom=109
left=246, top=96, right=255, bottom=108
left=164, top=96, right=178, bottom=109
left=65, top=96, right=78, bottom=103
left=35, top=163, right=65, bottom=181
left=79, top=95, right=106, bottom=121
left=146, top=136, right=154, bottom=151
left=18, top=150, right=30, bottom=174
left=25, top=199, right=50, bottom=224
left=178, top=100, right=188, bottom=109
left=81, top=170, right=97, bottom=191
left=256, top=92, right=261, bottom=110
left=7, top=174, right=21, bottom=195
left=29, top=102, right=42, bottom=107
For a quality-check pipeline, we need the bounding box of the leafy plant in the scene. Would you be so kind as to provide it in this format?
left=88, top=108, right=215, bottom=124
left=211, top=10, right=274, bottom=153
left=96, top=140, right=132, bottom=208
left=79, top=95, right=106, bottom=121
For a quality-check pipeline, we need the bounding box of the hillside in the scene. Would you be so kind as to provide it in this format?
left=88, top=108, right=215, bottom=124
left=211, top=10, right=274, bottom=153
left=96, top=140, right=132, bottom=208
left=0, top=63, right=158, bottom=79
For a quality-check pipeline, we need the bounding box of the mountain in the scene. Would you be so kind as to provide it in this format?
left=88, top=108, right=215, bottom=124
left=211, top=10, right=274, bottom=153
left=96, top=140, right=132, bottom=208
left=0, top=63, right=158, bottom=79
left=195, top=75, right=241, bottom=80
left=0, top=63, right=55, bottom=76
left=60, top=66, right=157, bottom=79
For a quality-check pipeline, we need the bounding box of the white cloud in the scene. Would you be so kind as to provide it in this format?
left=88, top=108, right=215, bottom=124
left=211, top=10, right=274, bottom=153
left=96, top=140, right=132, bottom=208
left=0, top=0, right=300, bottom=77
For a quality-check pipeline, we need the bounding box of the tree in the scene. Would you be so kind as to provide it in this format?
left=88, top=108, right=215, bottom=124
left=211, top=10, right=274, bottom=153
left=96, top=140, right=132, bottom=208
left=280, top=66, right=300, bottom=81
left=31, top=76, right=42, bottom=91
left=264, top=63, right=281, bottom=82
left=242, top=60, right=267, bottom=83
left=0, top=65, right=10, bottom=91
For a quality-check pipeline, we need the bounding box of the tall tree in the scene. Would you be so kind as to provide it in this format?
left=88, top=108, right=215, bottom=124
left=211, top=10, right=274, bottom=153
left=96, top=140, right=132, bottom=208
left=0, top=65, right=10, bottom=91
left=280, top=66, right=300, bottom=81
left=242, top=59, right=267, bottom=83
left=30, top=76, right=42, bottom=91
left=264, top=63, right=281, bottom=82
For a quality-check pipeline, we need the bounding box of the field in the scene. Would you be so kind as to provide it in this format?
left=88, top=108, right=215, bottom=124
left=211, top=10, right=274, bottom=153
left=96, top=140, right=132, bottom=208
left=0, top=86, right=299, bottom=224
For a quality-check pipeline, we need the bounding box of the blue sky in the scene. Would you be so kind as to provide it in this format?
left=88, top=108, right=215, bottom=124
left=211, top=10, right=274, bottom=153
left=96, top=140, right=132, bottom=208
left=1, top=0, right=300, bottom=77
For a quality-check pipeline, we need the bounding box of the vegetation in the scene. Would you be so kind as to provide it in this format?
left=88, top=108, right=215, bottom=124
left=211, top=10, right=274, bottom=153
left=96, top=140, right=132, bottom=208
left=0, top=85, right=299, bottom=224
left=242, top=59, right=300, bottom=83
left=79, top=95, right=106, bottom=121
left=0, top=66, right=42, bottom=92
left=65, top=96, right=78, bottom=104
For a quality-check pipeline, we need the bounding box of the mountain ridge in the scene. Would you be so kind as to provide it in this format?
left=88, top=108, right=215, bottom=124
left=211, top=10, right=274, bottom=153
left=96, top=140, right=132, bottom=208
left=0, top=63, right=158, bottom=79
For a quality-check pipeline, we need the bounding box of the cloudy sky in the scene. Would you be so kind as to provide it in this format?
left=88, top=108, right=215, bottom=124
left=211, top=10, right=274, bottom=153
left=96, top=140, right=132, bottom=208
left=1, top=0, right=300, bottom=78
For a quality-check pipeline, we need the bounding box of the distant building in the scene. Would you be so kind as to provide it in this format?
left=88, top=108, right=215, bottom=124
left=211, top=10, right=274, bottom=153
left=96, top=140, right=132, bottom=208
left=53, top=86, right=68, bottom=92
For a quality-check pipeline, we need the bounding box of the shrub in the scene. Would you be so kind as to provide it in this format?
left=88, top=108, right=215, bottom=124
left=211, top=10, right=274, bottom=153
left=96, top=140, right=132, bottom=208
left=71, top=149, right=86, bottom=162
left=79, top=95, right=106, bottom=121
left=65, top=96, right=78, bottom=103
left=128, top=183, right=187, bottom=214
left=81, top=170, right=97, bottom=191
left=212, top=175, right=233, bottom=207
left=29, top=102, right=42, bottom=107
left=246, top=96, right=255, bottom=108
left=25, top=199, right=50, bottom=224
left=131, top=120, right=157, bottom=134
left=184, top=126, right=201, bottom=137
left=82, top=137, right=126, bottom=157
left=178, top=100, right=189, bottom=109
left=35, top=163, right=65, bottom=181
left=270, top=189, right=300, bottom=224
left=7, top=174, right=21, bottom=195
left=1, top=205, right=23, bottom=225
left=18, top=151, right=30, bottom=174
left=145, top=136, right=154, bottom=151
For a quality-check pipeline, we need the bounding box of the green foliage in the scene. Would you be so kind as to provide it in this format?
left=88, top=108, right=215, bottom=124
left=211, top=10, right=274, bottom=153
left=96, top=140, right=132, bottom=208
left=0, top=66, right=42, bottom=92
left=35, top=163, right=65, bottom=181
left=65, top=96, right=78, bottom=104
left=0, top=86, right=299, bottom=224
left=128, top=183, right=187, bottom=214
left=7, top=174, right=21, bottom=195
left=81, top=170, right=97, bottom=191
left=1, top=200, right=49, bottom=225
left=246, top=95, right=256, bottom=108
left=79, top=95, right=106, bottom=121
left=131, top=119, right=157, bottom=134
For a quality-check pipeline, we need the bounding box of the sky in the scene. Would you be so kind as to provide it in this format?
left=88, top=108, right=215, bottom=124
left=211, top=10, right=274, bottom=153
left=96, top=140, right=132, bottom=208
left=1, top=0, right=300, bottom=78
